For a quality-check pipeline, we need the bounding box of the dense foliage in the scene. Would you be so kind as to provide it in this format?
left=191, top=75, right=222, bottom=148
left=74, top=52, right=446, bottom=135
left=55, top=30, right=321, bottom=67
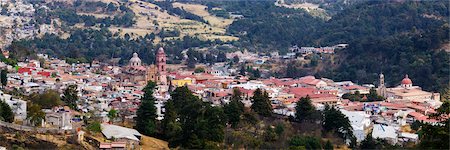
left=226, top=0, right=449, bottom=92
left=28, top=90, right=62, bottom=109
left=33, top=1, right=135, bottom=27
left=61, top=85, right=78, bottom=110
left=162, top=86, right=226, bottom=148
left=288, top=136, right=322, bottom=150
left=0, top=70, right=7, bottom=87
left=27, top=103, right=45, bottom=126
left=11, top=28, right=230, bottom=65
left=0, top=101, right=14, bottom=123
left=322, top=105, right=355, bottom=146
left=295, top=96, right=318, bottom=122
left=417, top=100, right=450, bottom=149
left=250, top=88, right=272, bottom=117
left=224, top=88, right=245, bottom=128
left=135, top=81, right=158, bottom=136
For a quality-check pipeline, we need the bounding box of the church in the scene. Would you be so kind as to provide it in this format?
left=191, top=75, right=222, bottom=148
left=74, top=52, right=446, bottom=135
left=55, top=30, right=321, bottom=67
left=120, top=47, right=167, bottom=86
left=377, top=74, right=441, bottom=108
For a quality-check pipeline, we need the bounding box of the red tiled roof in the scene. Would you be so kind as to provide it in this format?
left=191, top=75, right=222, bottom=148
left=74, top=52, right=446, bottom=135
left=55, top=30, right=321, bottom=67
left=18, top=67, right=33, bottom=74
left=288, top=87, right=316, bottom=98
left=37, top=71, right=51, bottom=77
left=408, top=111, right=428, bottom=121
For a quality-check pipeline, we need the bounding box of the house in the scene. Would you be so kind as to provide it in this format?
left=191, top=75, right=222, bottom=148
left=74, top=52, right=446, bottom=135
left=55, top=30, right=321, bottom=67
left=398, top=132, right=418, bottom=144
left=101, top=124, right=142, bottom=149
left=43, top=106, right=73, bottom=130
left=340, top=110, right=371, bottom=142
left=99, top=142, right=127, bottom=150
left=372, top=124, right=398, bottom=145
left=0, top=91, right=27, bottom=122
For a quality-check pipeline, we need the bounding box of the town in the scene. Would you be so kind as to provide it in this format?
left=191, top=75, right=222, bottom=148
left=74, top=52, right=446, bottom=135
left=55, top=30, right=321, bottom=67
left=0, top=0, right=448, bottom=149
left=0, top=45, right=446, bottom=149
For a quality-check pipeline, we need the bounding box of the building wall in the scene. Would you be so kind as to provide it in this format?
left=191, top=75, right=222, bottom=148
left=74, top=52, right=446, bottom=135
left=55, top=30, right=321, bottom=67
left=171, top=79, right=193, bottom=87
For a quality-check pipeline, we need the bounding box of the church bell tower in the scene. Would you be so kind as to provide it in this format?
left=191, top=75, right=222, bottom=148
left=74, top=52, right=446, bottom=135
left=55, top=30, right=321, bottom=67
left=377, top=73, right=386, bottom=98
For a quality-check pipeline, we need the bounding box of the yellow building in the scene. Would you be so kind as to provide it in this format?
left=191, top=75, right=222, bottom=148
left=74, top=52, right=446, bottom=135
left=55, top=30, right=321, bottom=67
left=171, top=78, right=194, bottom=87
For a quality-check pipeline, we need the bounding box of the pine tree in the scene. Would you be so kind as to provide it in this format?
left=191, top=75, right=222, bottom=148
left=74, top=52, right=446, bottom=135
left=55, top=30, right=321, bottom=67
left=135, top=81, right=157, bottom=136
left=224, top=88, right=245, bottom=128
left=162, top=100, right=182, bottom=147
left=295, top=96, right=316, bottom=122
left=251, top=88, right=272, bottom=117
left=61, top=84, right=78, bottom=110
left=1, top=70, right=7, bottom=87
left=0, top=101, right=14, bottom=122
left=360, top=132, right=379, bottom=149
left=239, top=65, right=246, bottom=76
left=163, top=86, right=227, bottom=148
left=323, top=106, right=355, bottom=144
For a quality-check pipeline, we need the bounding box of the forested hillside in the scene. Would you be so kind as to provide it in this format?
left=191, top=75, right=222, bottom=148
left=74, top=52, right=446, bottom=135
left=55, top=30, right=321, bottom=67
left=7, top=0, right=449, bottom=92
left=226, top=0, right=449, bottom=92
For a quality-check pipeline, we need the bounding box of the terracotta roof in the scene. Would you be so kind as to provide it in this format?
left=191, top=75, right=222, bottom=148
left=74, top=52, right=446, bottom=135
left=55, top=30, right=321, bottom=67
left=401, top=74, right=413, bottom=85
left=408, top=111, right=428, bottom=121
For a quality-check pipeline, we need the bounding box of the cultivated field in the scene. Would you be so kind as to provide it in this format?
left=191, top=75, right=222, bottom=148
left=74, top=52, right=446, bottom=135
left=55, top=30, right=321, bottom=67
left=104, top=0, right=238, bottom=42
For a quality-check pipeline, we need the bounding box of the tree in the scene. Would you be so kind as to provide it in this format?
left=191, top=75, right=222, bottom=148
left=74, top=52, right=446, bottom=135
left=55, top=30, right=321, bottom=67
left=163, top=86, right=227, bottom=148
left=0, top=101, right=14, bottom=122
left=194, top=67, right=205, bottom=73
left=217, top=52, right=227, bottom=62
left=29, top=90, right=62, bottom=109
left=106, top=3, right=117, bottom=12
left=289, top=136, right=322, bottom=150
left=1, top=70, right=7, bottom=87
left=162, top=100, right=182, bottom=146
left=135, top=81, right=157, bottom=136
left=322, top=106, right=355, bottom=145
left=366, top=88, right=384, bottom=101
left=27, top=103, right=45, bottom=126
left=61, top=85, right=78, bottom=110
left=418, top=100, right=449, bottom=149
left=324, top=140, right=333, bottom=150
left=107, top=108, right=118, bottom=122
left=187, top=57, right=196, bottom=69
left=87, top=121, right=102, bottom=133
left=295, top=96, right=316, bottom=122
left=360, top=132, right=379, bottom=149
left=286, top=63, right=298, bottom=78
left=224, top=88, right=244, bottom=128
left=252, top=69, right=261, bottom=78
left=251, top=88, right=272, bottom=117
left=239, top=64, right=246, bottom=76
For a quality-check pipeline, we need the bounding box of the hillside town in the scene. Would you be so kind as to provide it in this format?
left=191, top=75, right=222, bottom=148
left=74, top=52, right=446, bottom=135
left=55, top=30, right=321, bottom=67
left=0, top=0, right=448, bottom=149
left=0, top=46, right=445, bottom=149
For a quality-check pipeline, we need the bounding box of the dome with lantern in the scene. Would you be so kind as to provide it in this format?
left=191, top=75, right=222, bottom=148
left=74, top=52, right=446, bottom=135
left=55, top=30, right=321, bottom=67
left=401, top=74, right=413, bottom=88
left=129, top=52, right=142, bottom=66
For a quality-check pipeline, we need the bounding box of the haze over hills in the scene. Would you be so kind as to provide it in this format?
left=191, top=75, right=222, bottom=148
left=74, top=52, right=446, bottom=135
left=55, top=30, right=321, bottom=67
left=2, top=0, right=449, bottom=92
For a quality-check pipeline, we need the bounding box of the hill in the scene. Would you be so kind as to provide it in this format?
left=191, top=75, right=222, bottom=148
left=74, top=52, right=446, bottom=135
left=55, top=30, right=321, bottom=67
left=225, top=0, right=449, bottom=92
left=5, top=0, right=449, bottom=92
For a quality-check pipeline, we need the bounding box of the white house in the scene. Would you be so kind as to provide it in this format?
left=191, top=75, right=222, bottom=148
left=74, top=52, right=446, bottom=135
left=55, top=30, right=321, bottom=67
left=340, top=109, right=372, bottom=142
left=372, top=124, right=398, bottom=145
left=43, top=106, right=73, bottom=130
left=0, top=91, right=27, bottom=122
left=228, top=81, right=266, bottom=90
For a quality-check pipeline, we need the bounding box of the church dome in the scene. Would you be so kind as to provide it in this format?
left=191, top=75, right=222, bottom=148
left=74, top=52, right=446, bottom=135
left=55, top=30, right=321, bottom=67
left=129, top=52, right=141, bottom=66
left=401, top=74, right=412, bottom=85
